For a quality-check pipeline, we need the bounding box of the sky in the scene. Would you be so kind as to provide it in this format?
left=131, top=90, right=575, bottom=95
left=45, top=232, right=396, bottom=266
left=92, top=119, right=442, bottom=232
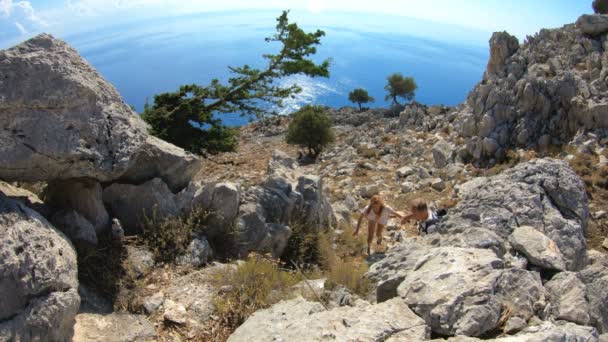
left=0, top=0, right=592, bottom=48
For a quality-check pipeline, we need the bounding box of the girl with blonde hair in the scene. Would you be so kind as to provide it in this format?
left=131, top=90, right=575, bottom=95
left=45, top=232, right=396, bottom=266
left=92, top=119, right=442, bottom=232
left=353, top=194, right=405, bottom=255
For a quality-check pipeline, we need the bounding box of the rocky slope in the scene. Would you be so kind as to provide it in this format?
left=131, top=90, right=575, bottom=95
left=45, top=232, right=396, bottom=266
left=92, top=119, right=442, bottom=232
left=453, top=15, right=608, bottom=165
left=0, top=12, right=607, bottom=342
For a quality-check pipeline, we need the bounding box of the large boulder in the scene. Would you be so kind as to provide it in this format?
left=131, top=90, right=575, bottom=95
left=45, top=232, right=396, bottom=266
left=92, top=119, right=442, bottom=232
left=0, top=193, right=80, bottom=341
left=0, top=34, right=198, bottom=191
left=396, top=247, right=503, bottom=337
left=576, top=14, right=608, bottom=36
left=227, top=297, right=429, bottom=342
left=103, top=178, right=179, bottom=235
left=443, top=158, right=588, bottom=271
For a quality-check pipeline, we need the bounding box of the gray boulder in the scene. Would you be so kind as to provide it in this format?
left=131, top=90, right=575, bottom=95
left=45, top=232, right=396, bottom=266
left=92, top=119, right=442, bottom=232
left=508, top=226, right=567, bottom=271
left=441, top=158, right=588, bottom=271
left=51, top=209, right=99, bottom=246
left=439, top=321, right=599, bottom=341
left=72, top=313, right=156, bottom=342
left=580, top=254, right=608, bottom=333
left=0, top=193, right=80, bottom=341
left=0, top=34, right=198, bottom=191
left=45, top=179, right=110, bottom=234
left=545, top=272, right=591, bottom=325
left=397, top=247, right=505, bottom=337
left=103, top=178, right=179, bottom=234
left=227, top=297, right=429, bottom=342
left=432, top=139, right=455, bottom=168
left=577, top=14, right=608, bottom=36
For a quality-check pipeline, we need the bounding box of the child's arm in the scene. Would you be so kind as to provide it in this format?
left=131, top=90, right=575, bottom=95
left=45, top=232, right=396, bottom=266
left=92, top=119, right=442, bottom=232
left=353, top=215, right=364, bottom=236
left=401, top=213, right=415, bottom=224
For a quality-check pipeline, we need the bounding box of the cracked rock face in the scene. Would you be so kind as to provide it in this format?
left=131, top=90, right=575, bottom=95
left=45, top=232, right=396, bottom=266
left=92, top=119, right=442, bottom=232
left=454, top=16, right=608, bottom=164
left=442, top=158, right=588, bottom=271
left=0, top=34, right=199, bottom=191
left=227, top=297, right=429, bottom=342
left=0, top=192, right=80, bottom=341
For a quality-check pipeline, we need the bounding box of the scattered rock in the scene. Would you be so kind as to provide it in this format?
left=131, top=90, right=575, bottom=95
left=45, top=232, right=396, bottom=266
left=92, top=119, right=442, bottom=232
left=163, top=299, right=188, bottom=325
left=125, top=245, right=155, bottom=278
left=73, top=313, right=156, bottom=342
left=143, top=292, right=164, bottom=314
left=432, top=139, right=455, bottom=168
left=176, top=235, right=213, bottom=267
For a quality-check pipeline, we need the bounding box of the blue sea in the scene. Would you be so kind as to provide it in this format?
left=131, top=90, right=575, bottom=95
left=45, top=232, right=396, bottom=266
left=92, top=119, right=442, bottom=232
left=62, top=11, right=490, bottom=126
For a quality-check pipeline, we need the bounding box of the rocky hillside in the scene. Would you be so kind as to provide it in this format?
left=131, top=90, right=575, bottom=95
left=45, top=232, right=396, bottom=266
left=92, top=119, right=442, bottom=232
left=0, top=13, right=607, bottom=342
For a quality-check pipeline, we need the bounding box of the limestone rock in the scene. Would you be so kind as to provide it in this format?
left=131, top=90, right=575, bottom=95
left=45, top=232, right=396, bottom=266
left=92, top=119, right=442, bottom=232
left=577, top=14, right=608, bottom=36
left=227, top=297, right=429, bottom=342
left=45, top=179, right=110, bottom=234
left=433, top=139, right=455, bottom=168
left=125, top=245, right=155, bottom=278
left=103, top=178, right=179, bottom=234
left=0, top=34, right=198, bottom=190
left=545, top=272, right=591, bottom=325
left=508, top=226, right=567, bottom=271
left=440, top=159, right=588, bottom=271
left=50, top=209, right=98, bottom=246
left=0, top=193, right=80, bottom=341
left=486, top=31, right=519, bottom=77
left=580, top=256, right=608, bottom=333
left=397, top=247, right=504, bottom=337
left=176, top=235, right=213, bottom=267
left=73, top=313, right=156, bottom=342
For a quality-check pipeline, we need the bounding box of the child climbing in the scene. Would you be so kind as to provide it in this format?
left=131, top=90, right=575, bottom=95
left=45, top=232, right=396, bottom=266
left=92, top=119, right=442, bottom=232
left=353, top=194, right=405, bottom=255
left=402, top=198, right=446, bottom=235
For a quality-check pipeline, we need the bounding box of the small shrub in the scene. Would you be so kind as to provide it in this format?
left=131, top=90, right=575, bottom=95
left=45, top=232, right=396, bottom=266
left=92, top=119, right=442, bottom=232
left=77, top=235, right=130, bottom=304
left=141, top=207, right=210, bottom=263
left=324, top=258, right=372, bottom=298
left=205, top=254, right=301, bottom=339
left=281, top=221, right=323, bottom=268
left=357, top=145, right=378, bottom=159
left=286, top=105, right=335, bottom=158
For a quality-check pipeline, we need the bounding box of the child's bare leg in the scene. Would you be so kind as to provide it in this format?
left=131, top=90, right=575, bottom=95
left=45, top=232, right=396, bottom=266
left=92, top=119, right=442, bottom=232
left=367, top=221, right=376, bottom=253
left=376, top=224, right=385, bottom=244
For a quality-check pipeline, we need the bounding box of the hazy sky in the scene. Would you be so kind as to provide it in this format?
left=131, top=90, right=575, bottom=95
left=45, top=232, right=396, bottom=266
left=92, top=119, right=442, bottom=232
left=0, top=0, right=592, bottom=48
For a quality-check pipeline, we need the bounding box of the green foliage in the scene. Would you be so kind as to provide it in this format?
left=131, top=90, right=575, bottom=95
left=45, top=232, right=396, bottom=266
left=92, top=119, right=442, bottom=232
left=207, top=254, right=302, bottom=339
left=593, top=0, right=608, bottom=14
left=141, top=88, right=238, bottom=154
left=141, top=207, right=210, bottom=263
left=384, top=73, right=417, bottom=106
left=348, top=88, right=374, bottom=111
left=286, top=105, right=335, bottom=158
left=142, top=11, right=331, bottom=155
left=281, top=221, right=323, bottom=267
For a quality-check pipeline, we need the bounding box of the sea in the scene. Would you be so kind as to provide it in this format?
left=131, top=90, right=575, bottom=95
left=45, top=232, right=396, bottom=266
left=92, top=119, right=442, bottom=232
left=62, top=10, right=490, bottom=126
